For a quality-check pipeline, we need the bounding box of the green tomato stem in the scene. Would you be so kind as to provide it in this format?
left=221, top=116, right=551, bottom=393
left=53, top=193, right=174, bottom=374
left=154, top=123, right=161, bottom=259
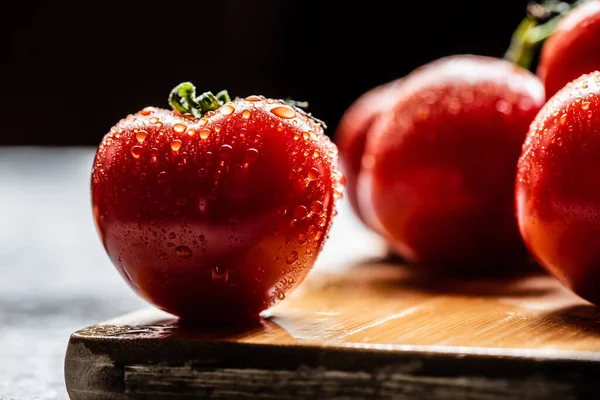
left=168, top=82, right=231, bottom=118
left=504, top=0, right=589, bottom=70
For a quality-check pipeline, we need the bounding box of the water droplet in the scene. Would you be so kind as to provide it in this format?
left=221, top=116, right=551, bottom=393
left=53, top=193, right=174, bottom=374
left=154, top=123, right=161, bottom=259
left=298, top=233, right=307, bottom=244
left=312, top=150, right=320, bottom=159
left=130, top=146, right=143, bottom=159
left=278, top=292, right=285, bottom=300
left=150, top=148, right=159, bottom=161
left=159, top=252, right=168, bottom=260
left=271, top=105, right=296, bottom=119
left=136, top=130, right=148, bottom=143
left=171, top=139, right=182, bottom=151
left=211, top=266, right=229, bottom=284
left=199, top=129, right=211, bottom=139
left=220, top=104, right=235, bottom=115
left=173, top=123, right=187, bottom=133
left=214, top=125, right=222, bottom=132
left=293, top=132, right=301, bottom=140
left=140, top=106, right=155, bottom=116
left=242, top=109, right=251, bottom=119
left=307, top=167, right=320, bottom=181
left=311, top=200, right=323, bottom=213
left=246, top=95, right=261, bottom=102
left=582, top=102, right=591, bottom=110
left=220, top=144, right=233, bottom=158
left=149, top=117, right=159, bottom=124
left=244, top=148, right=259, bottom=162
left=175, top=246, right=192, bottom=258
left=495, top=100, right=512, bottom=115
left=176, top=197, right=187, bottom=207
left=157, top=171, right=168, bottom=184
left=294, top=205, right=308, bottom=219
left=286, top=251, right=298, bottom=265
left=168, top=232, right=176, bottom=240
left=588, top=110, right=593, bottom=119
left=302, top=131, right=310, bottom=140
left=560, top=114, right=567, bottom=125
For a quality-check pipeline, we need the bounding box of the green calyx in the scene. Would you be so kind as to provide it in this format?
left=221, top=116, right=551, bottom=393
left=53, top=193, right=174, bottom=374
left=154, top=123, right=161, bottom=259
left=168, top=82, right=231, bottom=118
left=505, top=0, right=589, bottom=70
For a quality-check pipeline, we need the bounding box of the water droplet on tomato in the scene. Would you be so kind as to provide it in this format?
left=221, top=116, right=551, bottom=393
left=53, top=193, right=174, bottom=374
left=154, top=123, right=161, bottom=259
left=214, top=125, right=222, bottom=132
left=278, top=292, right=285, bottom=300
left=149, top=117, right=159, bottom=124
left=168, top=232, right=176, bottom=240
left=560, top=114, right=567, bottom=125
left=294, top=205, right=307, bottom=219
left=312, top=150, right=320, bottom=159
left=199, top=129, right=211, bottom=139
left=242, top=109, right=251, bottom=119
left=140, top=106, right=155, bottom=116
left=130, top=146, right=143, bottom=159
left=157, top=171, right=168, bottom=184
left=271, top=105, right=296, bottom=119
left=298, top=233, right=307, bottom=244
left=582, top=102, right=591, bottom=110
left=220, top=104, right=235, bottom=115
left=212, top=266, right=229, bottom=284
left=311, top=200, right=323, bottom=213
left=173, top=123, right=187, bottom=133
left=495, top=100, right=512, bottom=115
left=293, top=132, right=301, bottom=140
left=244, top=148, right=259, bottom=162
left=286, top=251, right=298, bottom=265
left=150, top=148, right=159, bottom=161
left=307, top=167, right=319, bottom=181
left=136, top=130, right=148, bottom=143
left=175, top=246, right=192, bottom=258
left=246, top=95, right=261, bottom=102
left=220, top=144, right=233, bottom=158
left=171, top=140, right=182, bottom=151
left=302, top=131, right=310, bottom=140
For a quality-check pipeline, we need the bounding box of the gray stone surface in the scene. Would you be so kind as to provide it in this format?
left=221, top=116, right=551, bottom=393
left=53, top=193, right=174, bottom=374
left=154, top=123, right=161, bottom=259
left=0, top=148, right=146, bottom=400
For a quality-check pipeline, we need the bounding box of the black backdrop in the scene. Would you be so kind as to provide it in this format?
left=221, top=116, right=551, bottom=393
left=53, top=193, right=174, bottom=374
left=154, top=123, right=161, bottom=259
left=1, top=0, right=530, bottom=146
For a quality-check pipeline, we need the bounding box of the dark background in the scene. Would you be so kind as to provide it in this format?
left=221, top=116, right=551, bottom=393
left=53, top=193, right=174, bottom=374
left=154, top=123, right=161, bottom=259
left=1, top=0, right=531, bottom=146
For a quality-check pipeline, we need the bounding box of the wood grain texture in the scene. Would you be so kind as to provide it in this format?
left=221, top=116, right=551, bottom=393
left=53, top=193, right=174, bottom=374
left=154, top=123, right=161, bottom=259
left=65, top=192, right=600, bottom=399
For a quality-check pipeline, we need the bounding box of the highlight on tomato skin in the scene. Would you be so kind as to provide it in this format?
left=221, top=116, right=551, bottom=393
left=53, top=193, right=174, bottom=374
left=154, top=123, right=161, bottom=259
left=356, top=55, right=546, bottom=273
left=91, top=85, right=344, bottom=322
left=516, top=71, right=600, bottom=306
left=537, top=0, right=600, bottom=98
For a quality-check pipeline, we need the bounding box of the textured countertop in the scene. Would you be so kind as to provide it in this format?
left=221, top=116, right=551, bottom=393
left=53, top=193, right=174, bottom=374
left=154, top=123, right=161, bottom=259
left=0, top=148, right=147, bottom=400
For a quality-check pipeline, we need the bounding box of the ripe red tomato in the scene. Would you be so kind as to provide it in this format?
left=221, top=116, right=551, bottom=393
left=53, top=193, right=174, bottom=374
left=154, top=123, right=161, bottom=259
left=91, top=83, right=343, bottom=321
left=538, top=0, right=600, bottom=98
left=335, top=80, right=401, bottom=225
left=358, top=55, right=545, bottom=271
left=517, top=71, right=600, bottom=304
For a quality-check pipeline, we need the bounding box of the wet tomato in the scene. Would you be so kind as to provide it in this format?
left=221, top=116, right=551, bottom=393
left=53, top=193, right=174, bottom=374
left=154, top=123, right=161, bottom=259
left=91, top=83, right=343, bottom=321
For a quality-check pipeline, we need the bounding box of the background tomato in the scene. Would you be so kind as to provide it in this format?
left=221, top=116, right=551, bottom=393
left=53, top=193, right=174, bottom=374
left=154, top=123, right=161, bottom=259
left=537, top=0, right=600, bottom=98
left=357, top=55, right=545, bottom=272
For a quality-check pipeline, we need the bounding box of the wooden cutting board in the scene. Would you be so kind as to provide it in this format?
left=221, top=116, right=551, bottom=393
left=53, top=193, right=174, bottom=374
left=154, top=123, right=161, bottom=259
left=64, top=217, right=600, bottom=399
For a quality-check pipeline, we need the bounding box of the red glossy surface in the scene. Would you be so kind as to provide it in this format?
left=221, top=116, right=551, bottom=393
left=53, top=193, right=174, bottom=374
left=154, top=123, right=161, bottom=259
left=517, top=72, right=600, bottom=304
left=358, top=55, right=545, bottom=271
left=538, top=0, right=600, bottom=98
left=335, top=80, right=401, bottom=225
left=91, top=99, right=342, bottom=321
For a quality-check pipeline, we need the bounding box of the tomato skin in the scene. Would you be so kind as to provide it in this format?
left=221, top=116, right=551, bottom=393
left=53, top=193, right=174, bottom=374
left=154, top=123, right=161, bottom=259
left=335, top=80, right=401, bottom=225
left=517, top=71, right=600, bottom=304
left=538, top=0, right=600, bottom=98
left=358, top=55, right=545, bottom=271
left=91, top=100, right=342, bottom=321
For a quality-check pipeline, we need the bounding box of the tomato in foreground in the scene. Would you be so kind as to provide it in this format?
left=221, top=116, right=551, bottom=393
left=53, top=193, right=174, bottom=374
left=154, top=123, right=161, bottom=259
left=358, top=55, right=545, bottom=272
left=517, top=71, right=600, bottom=305
left=91, top=83, right=343, bottom=321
